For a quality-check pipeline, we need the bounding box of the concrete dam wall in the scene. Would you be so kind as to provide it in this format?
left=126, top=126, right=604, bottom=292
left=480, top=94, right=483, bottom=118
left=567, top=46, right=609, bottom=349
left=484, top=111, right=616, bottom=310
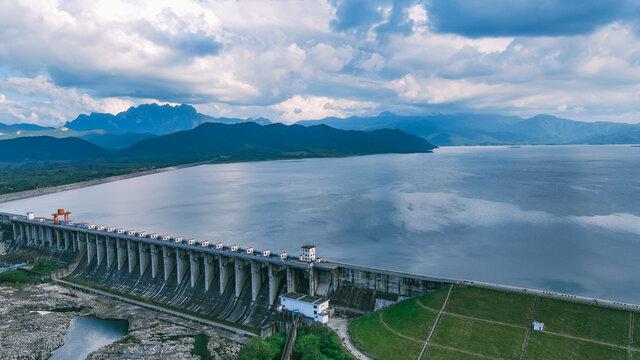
left=0, top=212, right=452, bottom=326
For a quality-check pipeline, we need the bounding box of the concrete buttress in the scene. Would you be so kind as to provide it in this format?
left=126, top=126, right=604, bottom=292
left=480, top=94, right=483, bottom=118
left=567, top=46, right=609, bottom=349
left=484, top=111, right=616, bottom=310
left=116, top=238, right=126, bottom=270
left=86, top=234, right=96, bottom=265
left=96, top=236, right=105, bottom=266
left=219, top=256, right=232, bottom=295
left=106, top=238, right=116, bottom=268
left=138, top=243, right=150, bottom=275
left=163, top=246, right=175, bottom=281
left=127, top=239, right=138, bottom=273
left=189, top=251, right=200, bottom=288
left=176, top=248, right=188, bottom=285
left=204, top=254, right=215, bottom=291
left=235, top=259, right=248, bottom=297
left=269, top=264, right=285, bottom=305
left=286, top=267, right=297, bottom=293
left=150, top=245, right=160, bottom=278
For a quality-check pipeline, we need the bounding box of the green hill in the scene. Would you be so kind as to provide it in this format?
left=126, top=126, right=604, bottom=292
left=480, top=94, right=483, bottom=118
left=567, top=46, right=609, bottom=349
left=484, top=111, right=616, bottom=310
left=120, top=122, right=436, bottom=161
left=0, top=136, right=111, bottom=161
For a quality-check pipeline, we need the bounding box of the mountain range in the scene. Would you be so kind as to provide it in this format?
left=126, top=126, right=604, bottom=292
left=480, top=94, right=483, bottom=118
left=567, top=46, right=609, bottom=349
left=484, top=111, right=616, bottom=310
left=0, top=122, right=435, bottom=162
left=2, top=104, right=639, bottom=148
left=297, top=112, right=640, bottom=146
left=64, top=103, right=271, bottom=135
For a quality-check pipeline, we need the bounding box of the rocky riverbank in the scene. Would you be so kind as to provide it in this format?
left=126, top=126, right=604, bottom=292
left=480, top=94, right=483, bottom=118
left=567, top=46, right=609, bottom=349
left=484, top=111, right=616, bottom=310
left=0, top=283, right=244, bottom=360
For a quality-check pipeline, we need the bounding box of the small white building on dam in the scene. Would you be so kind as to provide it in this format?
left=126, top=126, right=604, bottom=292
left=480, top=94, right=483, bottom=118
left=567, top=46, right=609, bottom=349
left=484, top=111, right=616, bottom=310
left=279, top=292, right=331, bottom=323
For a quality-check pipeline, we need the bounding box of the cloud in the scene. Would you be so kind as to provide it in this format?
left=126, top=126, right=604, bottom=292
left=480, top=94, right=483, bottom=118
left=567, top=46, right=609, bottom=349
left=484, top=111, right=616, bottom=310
left=330, top=0, right=424, bottom=38
left=388, top=75, right=496, bottom=105
left=427, top=0, right=640, bottom=37
left=570, top=213, right=640, bottom=236
left=0, top=75, right=165, bottom=126
left=270, top=95, right=377, bottom=124
left=308, top=43, right=354, bottom=71
left=1, top=0, right=640, bottom=125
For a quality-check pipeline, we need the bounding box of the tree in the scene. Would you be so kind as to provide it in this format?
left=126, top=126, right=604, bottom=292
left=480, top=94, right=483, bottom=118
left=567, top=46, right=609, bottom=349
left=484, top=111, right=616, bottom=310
left=237, top=338, right=275, bottom=360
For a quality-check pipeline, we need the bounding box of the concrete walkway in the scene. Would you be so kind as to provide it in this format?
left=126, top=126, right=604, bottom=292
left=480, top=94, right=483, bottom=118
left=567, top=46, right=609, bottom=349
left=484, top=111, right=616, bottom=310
left=54, top=278, right=258, bottom=338
left=327, top=317, right=374, bottom=360
left=418, top=285, right=454, bottom=360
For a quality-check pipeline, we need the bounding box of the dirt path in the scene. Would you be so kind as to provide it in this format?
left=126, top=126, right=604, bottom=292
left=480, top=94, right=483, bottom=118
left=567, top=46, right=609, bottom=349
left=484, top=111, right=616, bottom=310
left=430, top=343, right=501, bottom=359
left=378, top=312, right=423, bottom=342
left=327, top=317, right=375, bottom=360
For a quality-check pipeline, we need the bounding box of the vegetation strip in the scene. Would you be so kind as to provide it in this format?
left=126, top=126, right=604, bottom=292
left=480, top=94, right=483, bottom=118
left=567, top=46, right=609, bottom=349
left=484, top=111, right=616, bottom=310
left=418, top=284, right=455, bottom=359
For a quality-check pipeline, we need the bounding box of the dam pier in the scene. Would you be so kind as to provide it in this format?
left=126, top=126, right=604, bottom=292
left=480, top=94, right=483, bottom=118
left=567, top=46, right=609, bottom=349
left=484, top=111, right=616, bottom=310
left=0, top=211, right=451, bottom=330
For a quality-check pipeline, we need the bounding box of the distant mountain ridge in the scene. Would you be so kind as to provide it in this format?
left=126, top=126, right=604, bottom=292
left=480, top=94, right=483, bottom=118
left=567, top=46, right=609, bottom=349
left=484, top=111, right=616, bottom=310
left=0, top=136, right=111, bottom=161
left=64, top=103, right=271, bottom=135
left=297, top=113, right=640, bottom=146
left=0, top=123, right=53, bottom=132
left=0, top=122, right=434, bottom=162
left=5, top=105, right=640, bottom=147
left=120, top=122, right=436, bottom=161
left=64, top=104, right=214, bottom=135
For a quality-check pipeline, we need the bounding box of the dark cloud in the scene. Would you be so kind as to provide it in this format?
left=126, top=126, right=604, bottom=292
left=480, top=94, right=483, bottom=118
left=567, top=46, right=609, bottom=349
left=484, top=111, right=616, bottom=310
left=427, top=0, right=640, bottom=37
left=173, top=31, right=222, bottom=56
left=330, top=0, right=382, bottom=32
left=135, top=21, right=222, bottom=57
left=47, top=67, right=210, bottom=104
left=330, top=0, right=421, bottom=38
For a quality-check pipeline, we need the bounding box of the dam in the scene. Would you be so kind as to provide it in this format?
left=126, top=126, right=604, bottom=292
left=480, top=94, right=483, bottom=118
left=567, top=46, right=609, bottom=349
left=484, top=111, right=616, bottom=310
left=3, top=209, right=639, bottom=337
left=0, top=211, right=451, bottom=330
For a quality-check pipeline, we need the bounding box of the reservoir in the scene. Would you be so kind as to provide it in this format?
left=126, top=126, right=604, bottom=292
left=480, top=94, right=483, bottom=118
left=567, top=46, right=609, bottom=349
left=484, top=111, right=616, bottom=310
left=49, top=317, right=128, bottom=360
left=2, top=145, right=639, bottom=303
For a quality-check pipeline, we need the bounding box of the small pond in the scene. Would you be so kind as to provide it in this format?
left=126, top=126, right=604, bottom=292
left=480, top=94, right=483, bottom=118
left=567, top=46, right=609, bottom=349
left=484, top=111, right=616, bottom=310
left=49, top=316, right=129, bottom=360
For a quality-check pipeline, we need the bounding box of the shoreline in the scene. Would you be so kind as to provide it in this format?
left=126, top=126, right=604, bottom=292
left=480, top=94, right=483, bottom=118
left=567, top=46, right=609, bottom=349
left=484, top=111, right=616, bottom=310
left=0, top=159, right=215, bottom=204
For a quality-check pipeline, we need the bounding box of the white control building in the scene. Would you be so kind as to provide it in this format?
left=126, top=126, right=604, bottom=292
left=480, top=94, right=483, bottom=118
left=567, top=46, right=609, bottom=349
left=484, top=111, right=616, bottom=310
left=300, top=245, right=316, bottom=262
left=279, top=292, right=331, bottom=323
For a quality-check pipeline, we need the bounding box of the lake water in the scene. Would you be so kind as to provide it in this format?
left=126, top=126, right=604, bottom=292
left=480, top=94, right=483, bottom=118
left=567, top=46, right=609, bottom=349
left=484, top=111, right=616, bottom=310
left=49, top=316, right=128, bottom=360
left=3, top=146, right=640, bottom=303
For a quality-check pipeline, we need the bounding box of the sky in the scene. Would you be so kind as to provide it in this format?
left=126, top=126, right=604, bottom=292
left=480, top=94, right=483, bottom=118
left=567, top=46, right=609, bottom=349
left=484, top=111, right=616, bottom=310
left=1, top=0, right=640, bottom=126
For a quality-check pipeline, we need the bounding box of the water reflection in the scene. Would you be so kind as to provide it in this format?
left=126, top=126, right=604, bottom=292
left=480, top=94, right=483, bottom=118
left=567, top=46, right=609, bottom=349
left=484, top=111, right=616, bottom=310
left=49, top=317, right=128, bottom=360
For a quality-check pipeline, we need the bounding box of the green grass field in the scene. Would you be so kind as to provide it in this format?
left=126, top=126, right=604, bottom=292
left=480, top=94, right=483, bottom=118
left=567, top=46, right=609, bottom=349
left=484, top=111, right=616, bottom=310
left=349, top=285, right=637, bottom=360
left=425, top=345, right=484, bottom=359
left=349, top=311, right=422, bottom=360
left=417, top=285, right=450, bottom=310
left=382, top=298, right=438, bottom=338
left=524, top=331, right=627, bottom=360
left=446, top=285, right=536, bottom=326
left=534, top=297, right=630, bottom=346
left=633, top=313, right=640, bottom=346
left=433, top=314, right=527, bottom=359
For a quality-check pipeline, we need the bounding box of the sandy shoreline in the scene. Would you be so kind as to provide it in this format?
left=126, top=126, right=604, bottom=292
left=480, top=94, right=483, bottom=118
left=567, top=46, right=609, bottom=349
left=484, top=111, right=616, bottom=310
left=0, top=160, right=214, bottom=204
